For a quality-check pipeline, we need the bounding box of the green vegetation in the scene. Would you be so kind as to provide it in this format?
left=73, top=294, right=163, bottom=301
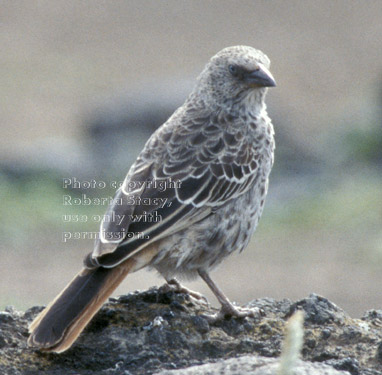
left=0, top=171, right=115, bottom=247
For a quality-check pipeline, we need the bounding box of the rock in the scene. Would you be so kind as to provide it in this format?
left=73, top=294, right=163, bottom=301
left=156, top=356, right=348, bottom=375
left=1, top=288, right=382, bottom=375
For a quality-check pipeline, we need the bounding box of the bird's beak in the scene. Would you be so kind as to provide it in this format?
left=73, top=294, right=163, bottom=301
left=244, top=64, right=276, bottom=88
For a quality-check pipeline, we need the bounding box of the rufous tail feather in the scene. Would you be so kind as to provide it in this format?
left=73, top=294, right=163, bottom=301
left=28, top=258, right=136, bottom=353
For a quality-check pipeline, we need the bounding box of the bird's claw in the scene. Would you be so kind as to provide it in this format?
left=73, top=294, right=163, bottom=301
left=160, top=279, right=209, bottom=306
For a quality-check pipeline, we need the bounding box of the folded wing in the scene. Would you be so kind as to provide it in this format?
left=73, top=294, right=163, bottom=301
left=91, top=114, right=260, bottom=268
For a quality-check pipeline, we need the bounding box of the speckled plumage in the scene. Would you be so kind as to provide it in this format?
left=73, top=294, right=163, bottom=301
left=28, top=46, right=276, bottom=352
left=92, top=46, right=275, bottom=274
left=150, top=97, right=275, bottom=280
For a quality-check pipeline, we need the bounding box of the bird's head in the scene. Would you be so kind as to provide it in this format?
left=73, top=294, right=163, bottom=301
left=195, top=45, right=276, bottom=111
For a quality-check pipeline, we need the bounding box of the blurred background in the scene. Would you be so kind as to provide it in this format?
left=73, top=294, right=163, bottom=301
left=1, top=0, right=381, bottom=317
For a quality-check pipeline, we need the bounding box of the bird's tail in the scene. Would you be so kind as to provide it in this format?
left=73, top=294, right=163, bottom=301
left=27, top=257, right=136, bottom=353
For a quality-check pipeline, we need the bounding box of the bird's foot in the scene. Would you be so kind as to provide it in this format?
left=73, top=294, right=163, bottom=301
left=160, top=278, right=209, bottom=306
left=202, top=302, right=263, bottom=323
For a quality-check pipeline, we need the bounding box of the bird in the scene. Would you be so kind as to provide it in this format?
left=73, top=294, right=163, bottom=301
left=27, top=45, right=276, bottom=353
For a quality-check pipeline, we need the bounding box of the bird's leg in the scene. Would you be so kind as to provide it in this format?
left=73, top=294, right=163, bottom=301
left=160, top=277, right=209, bottom=305
left=198, top=270, right=262, bottom=323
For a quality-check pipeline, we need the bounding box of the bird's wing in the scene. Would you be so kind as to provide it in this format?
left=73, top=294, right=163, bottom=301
left=91, top=113, right=260, bottom=268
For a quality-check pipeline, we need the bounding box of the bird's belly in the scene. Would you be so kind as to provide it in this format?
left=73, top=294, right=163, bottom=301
left=150, top=177, right=269, bottom=280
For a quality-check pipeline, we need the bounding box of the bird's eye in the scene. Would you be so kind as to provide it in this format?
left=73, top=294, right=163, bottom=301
left=228, top=64, right=239, bottom=77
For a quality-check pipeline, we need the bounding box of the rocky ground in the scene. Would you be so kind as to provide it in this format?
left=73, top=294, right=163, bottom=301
left=1, top=288, right=382, bottom=375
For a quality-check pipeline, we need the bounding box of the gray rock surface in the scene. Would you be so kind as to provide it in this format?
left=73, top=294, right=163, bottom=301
left=156, top=356, right=348, bottom=375
left=1, top=288, right=382, bottom=375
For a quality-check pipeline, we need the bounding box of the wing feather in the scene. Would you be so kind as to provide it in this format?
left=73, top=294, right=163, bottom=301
left=92, top=114, right=261, bottom=267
